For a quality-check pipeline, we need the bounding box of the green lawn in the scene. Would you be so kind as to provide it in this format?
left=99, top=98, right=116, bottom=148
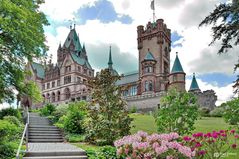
left=130, top=114, right=230, bottom=134
left=74, top=114, right=239, bottom=158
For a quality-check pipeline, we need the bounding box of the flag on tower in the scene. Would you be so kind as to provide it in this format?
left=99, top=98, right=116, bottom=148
left=150, top=0, right=155, bottom=10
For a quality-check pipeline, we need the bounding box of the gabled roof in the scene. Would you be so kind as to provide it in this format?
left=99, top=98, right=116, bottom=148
left=189, top=73, right=200, bottom=91
left=116, top=71, right=138, bottom=85
left=171, top=53, right=184, bottom=73
left=144, top=51, right=155, bottom=61
left=71, top=53, right=92, bottom=69
left=63, top=28, right=82, bottom=52
left=31, top=62, right=45, bottom=79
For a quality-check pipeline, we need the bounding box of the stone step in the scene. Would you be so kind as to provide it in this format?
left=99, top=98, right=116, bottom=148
left=29, top=133, right=62, bottom=137
left=29, top=131, right=61, bottom=135
left=28, top=138, right=64, bottom=142
left=29, top=136, right=63, bottom=139
left=29, top=125, right=57, bottom=128
left=23, top=156, right=88, bottom=159
left=25, top=151, right=86, bottom=157
left=29, top=127, right=59, bottom=131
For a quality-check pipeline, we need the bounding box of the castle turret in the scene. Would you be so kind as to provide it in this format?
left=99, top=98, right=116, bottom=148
left=137, top=19, right=171, bottom=94
left=168, top=52, right=186, bottom=91
left=107, top=46, right=118, bottom=76
left=189, top=73, right=201, bottom=92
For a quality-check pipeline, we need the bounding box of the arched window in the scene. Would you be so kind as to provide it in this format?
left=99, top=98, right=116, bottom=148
left=57, top=91, right=61, bottom=101
left=47, top=93, right=50, bottom=102
left=65, top=88, right=71, bottom=100
left=149, top=81, right=153, bottom=91
left=52, top=92, right=55, bottom=102
left=145, top=81, right=149, bottom=92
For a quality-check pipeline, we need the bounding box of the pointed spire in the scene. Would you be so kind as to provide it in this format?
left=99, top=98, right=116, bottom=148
left=189, top=73, right=200, bottom=91
left=82, top=43, right=86, bottom=52
left=171, top=52, right=184, bottom=73
left=108, top=46, right=113, bottom=69
left=58, top=42, right=61, bottom=50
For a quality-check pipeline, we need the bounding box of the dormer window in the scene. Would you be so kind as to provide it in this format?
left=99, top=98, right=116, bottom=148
left=65, top=65, right=71, bottom=73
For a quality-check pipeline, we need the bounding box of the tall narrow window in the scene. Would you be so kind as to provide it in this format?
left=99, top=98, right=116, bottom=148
left=149, top=81, right=153, bottom=91
left=145, top=81, right=149, bottom=91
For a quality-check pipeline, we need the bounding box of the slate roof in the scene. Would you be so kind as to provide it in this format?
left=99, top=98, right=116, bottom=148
left=189, top=73, right=200, bottom=91
left=63, top=28, right=82, bottom=52
left=71, top=53, right=92, bottom=69
left=116, top=71, right=139, bottom=85
left=144, top=51, right=155, bottom=61
left=171, top=53, right=184, bottom=73
left=31, top=62, right=45, bottom=79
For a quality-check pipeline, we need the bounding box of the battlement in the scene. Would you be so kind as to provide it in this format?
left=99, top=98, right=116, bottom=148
left=137, top=19, right=171, bottom=40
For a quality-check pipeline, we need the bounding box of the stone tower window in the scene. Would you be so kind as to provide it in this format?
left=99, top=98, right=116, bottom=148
left=149, top=81, right=153, bottom=91
left=65, top=88, right=71, bottom=100
left=145, top=81, right=149, bottom=92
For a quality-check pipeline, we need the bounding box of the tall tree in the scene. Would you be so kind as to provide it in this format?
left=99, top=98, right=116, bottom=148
left=86, top=69, right=132, bottom=145
left=199, top=0, right=239, bottom=54
left=0, top=0, right=48, bottom=103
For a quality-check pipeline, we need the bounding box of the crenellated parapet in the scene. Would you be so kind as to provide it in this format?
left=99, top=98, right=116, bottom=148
left=137, top=19, right=171, bottom=50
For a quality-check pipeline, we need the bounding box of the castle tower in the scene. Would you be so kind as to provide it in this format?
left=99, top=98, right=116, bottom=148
left=168, top=52, right=186, bottom=91
left=189, top=73, right=201, bottom=93
left=137, top=19, right=171, bottom=94
left=107, top=46, right=118, bottom=76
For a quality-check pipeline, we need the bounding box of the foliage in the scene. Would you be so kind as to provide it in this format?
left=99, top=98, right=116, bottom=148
left=199, top=0, right=239, bottom=54
left=155, top=89, right=199, bottom=135
left=51, top=104, right=69, bottom=123
left=129, top=106, right=137, bottom=114
left=86, top=69, right=133, bottom=145
left=97, top=146, right=117, bottom=159
left=223, top=98, right=239, bottom=125
left=114, top=131, right=194, bottom=159
left=199, top=107, right=211, bottom=117
left=3, top=115, right=22, bottom=127
left=209, top=106, right=224, bottom=117
left=0, top=142, right=17, bottom=159
left=0, top=119, right=21, bottom=159
left=0, top=0, right=48, bottom=103
left=21, top=81, right=43, bottom=104
left=0, top=107, right=21, bottom=119
left=40, top=103, right=56, bottom=116
left=56, top=101, right=87, bottom=134
left=183, top=130, right=239, bottom=159
left=65, top=134, right=85, bottom=142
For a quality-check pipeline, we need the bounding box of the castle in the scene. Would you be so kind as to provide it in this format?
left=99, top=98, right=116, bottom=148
left=23, top=19, right=217, bottom=110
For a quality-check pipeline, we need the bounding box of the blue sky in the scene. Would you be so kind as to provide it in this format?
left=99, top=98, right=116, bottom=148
left=38, top=0, right=238, bottom=105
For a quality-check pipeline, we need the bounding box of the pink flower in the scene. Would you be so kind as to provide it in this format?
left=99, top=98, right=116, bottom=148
left=232, top=144, right=237, bottom=149
left=212, top=133, right=218, bottom=139
left=155, top=145, right=168, bottom=155
left=183, top=136, right=191, bottom=142
left=198, top=150, right=206, bottom=156
left=230, top=129, right=236, bottom=134
left=235, top=134, right=239, bottom=138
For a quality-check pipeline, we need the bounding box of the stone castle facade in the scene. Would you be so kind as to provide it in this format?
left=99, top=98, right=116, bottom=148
left=24, top=19, right=217, bottom=110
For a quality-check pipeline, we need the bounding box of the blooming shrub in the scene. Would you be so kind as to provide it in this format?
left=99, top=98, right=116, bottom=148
left=183, top=130, right=239, bottom=159
left=114, top=131, right=195, bottom=159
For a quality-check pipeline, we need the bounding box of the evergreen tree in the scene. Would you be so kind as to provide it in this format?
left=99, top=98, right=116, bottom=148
left=86, top=69, right=132, bottom=145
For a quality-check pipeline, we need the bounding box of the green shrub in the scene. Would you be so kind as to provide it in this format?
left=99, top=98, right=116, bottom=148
left=223, top=99, right=239, bottom=125
left=65, top=134, right=85, bottom=142
left=198, top=107, right=210, bottom=117
left=56, top=101, right=87, bottom=134
left=0, top=142, right=17, bottom=159
left=0, top=107, right=21, bottom=119
left=52, top=104, right=69, bottom=123
left=155, top=89, right=199, bottom=135
left=0, top=120, right=20, bottom=142
left=210, top=106, right=224, bottom=117
left=63, top=110, right=85, bottom=134
left=129, top=106, right=137, bottom=113
left=3, top=116, right=22, bottom=127
left=40, top=103, right=56, bottom=116
left=97, top=146, right=117, bottom=159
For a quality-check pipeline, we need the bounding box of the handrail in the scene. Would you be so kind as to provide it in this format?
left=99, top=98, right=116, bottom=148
left=16, top=107, right=29, bottom=159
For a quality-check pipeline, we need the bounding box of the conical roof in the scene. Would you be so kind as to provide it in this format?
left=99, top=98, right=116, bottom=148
left=171, top=52, right=184, bottom=73
left=63, top=28, right=82, bottom=52
left=189, top=73, right=200, bottom=91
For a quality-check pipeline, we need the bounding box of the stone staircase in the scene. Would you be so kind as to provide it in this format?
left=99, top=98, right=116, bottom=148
left=23, top=113, right=87, bottom=159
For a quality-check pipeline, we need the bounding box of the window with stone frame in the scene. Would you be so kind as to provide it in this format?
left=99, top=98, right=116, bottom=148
left=57, top=80, right=60, bottom=86
left=78, top=66, right=81, bottom=72
left=144, top=65, right=153, bottom=74
left=145, top=81, right=149, bottom=91
left=164, top=61, right=169, bottom=74
left=77, top=77, right=81, bottom=83
left=149, top=81, right=153, bottom=91
left=47, top=83, right=50, bottom=89
left=84, top=68, right=87, bottom=74
left=65, top=88, right=71, bottom=100
left=65, top=65, right=71, bottom=73
left=52, top=81, right=55, bottom=88
left=64, top=75, right=71, bottom=84
left=173, top=75, right=177, bottom=82
left=42, top=84, right=45, bottom=90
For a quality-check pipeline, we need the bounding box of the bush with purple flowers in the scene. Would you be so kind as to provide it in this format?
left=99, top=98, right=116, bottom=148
left=114, top=131, right=195, bottom=159
left=182, top=130, right=239, bottom=159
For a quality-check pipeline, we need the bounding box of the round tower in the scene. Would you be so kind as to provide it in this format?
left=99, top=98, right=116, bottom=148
left=168, top=52, right=186, bottom=91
